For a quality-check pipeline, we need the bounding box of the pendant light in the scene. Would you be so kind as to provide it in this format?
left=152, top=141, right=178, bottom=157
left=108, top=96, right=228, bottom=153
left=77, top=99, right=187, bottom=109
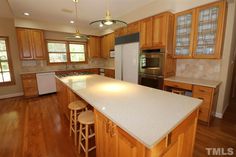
left=66, top=0, right=89, bottom=40
left=89, top=0, right=127, bottom=29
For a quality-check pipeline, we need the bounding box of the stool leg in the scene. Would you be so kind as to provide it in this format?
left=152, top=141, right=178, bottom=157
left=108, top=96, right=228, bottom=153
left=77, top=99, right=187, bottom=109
left=69, top=110, right=72, bottom=136
left=85, top=124, right=89, bottom=157
left=74, top=110, right=77, bottom=146
left=78, top=123, right=83, bottom=154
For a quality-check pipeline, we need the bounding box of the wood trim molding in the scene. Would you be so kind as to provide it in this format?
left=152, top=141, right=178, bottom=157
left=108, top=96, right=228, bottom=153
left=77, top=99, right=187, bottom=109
left=0, top=92, right=24, bottom=100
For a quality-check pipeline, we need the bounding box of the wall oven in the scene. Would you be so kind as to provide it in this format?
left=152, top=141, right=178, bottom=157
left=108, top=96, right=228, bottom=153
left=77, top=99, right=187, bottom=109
left=139, top=49, right=164, bottom=89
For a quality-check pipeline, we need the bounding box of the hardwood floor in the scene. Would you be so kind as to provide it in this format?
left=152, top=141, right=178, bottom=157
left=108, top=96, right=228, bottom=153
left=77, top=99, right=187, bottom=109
left=0, top=94, right=235, bottom=157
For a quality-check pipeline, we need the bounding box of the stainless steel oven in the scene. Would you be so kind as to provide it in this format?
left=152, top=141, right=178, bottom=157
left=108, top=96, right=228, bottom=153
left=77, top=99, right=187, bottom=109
left=139, top=74, right=164, bottom=90
left=138, top=49, right=164, bottom=89
left=139, top=52, right=164, bottom=76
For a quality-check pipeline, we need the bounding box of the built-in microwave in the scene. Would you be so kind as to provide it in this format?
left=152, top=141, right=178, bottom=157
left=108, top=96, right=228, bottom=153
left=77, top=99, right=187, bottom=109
left=139, top=50, right=164, bottom=76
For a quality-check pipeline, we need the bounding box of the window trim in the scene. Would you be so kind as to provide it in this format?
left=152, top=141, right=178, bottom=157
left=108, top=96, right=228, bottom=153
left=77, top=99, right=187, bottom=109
left=0, top=36, right=15, bottom=86
left=46, top=39, right=88, bottom=65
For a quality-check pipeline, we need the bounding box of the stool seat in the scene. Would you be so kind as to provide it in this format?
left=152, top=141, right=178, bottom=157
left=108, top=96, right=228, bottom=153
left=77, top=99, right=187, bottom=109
left=78, top=110, right=94, bottom=125
left=68, top=100, right=87, bottom=111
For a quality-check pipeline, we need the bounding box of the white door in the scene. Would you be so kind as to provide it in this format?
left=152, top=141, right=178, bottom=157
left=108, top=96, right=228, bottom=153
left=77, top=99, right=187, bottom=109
left=122, top=42, right=139, bottom=84
left=115, top=45, right=122, bottom=80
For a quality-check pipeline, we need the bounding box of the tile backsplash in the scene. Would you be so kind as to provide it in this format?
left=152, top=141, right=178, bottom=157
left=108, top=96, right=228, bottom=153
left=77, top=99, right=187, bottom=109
left=21, top=58, right=114, bottom=73
left=176, top=59, right=221, bottom=81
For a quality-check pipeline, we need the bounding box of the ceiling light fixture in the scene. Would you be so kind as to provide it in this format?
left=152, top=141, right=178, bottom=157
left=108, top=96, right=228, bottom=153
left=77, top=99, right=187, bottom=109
left=70, top=20, right=75, bottom=24
left=89, top=0, right=127, bottom=28
left=24, top=12, right=30, bottom=16
left=66, top=0, right=89, bottom=40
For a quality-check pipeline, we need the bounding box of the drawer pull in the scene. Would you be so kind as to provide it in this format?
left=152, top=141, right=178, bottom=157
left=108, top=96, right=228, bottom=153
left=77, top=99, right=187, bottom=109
left=109, top=124, right=116, bottom=137
left=106, top=120, right=111, bottom=133
left=199, top=89, right=206, bottom=93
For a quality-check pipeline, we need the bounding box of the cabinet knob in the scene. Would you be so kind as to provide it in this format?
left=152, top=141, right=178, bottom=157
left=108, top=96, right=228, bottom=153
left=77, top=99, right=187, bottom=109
left=110, top=124, right=116, bottom=137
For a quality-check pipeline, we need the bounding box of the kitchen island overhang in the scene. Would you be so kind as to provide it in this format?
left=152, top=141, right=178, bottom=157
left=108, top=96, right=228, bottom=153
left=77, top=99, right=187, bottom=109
left=56, top=74, right=202, bottom=157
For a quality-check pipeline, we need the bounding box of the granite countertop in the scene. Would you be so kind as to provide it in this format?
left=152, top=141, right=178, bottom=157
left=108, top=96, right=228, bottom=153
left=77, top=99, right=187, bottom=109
left=57, top=74, right=202, bottom=149
left=165, top=76, right=221, bottom=88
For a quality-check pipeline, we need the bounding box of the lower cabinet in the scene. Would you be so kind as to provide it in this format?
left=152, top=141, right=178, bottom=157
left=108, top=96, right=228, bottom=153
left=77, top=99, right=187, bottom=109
left=164, top=80, right=219, bottom=125
left=104, top=69, right=115, bottom=78
left=21, top=73, right=38, bottom=97
left=94, top=109, right=198, bottom=157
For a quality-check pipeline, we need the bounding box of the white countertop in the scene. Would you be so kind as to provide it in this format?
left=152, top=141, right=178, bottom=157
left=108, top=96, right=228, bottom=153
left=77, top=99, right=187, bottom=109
left=165, top=76, right=221, bottom=88
left=57, top=75, right=202, bottom=149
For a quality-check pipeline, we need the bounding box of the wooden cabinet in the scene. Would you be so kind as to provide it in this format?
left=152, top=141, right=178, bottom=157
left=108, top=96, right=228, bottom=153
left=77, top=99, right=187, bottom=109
left=173, top=1, right=226, bottom=59
left=127, top=21, right=140, bottom=35
left=56, top=78, right=68, bottom=117
left=115, top=21, right=140, bottom=38
left=104, top=69, right=115, bottom=78
left=94, top=110, right=117, bottom=157
left=21, top=74, right=38, bottom=97
left=140, top=12, right=174, bottom=50
left=193, top=85, right=219, bottom=124
left=164, top=80, right=220, bottom=125
left=88, top=36, right=101, bottom=58
left=101, top=33, right=115, bottom=59
left=115, top=27, right=128, bottom=37
left=16, top=28, right=46, bottom=60
left=95, top=109, right=198, bottom=157
left=140, top=17, right=153, bottom=49
left=173, top=10, right=195, bottom=58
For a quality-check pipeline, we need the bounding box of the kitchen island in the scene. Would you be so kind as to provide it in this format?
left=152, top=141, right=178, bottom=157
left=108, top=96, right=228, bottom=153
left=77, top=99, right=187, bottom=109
left=56, top=75, right=202, bottom=157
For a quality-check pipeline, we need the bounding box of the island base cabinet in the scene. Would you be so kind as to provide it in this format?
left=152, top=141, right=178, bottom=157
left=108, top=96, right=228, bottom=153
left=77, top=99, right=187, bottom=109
left=94, top=109, right=198, bottom=157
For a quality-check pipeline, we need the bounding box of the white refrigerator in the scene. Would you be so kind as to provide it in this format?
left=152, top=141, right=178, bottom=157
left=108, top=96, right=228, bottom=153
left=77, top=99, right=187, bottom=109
left=115, top=42, right=139, bottom=84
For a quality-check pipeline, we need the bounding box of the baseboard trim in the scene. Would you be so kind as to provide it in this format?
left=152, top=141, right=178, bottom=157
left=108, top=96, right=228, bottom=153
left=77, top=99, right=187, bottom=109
left=0, top=92, right=24, bottom=99
left=215, top=112, right=223, bottom=119
left=215, top=103, right=229, bottom=119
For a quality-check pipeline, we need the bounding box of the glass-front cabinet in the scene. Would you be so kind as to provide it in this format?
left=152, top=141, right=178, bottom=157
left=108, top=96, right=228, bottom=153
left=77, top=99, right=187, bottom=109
left=193, top=1, right=226, bottom=58
left=173, top=1, right=226, bottom=59
left=174, top=10, right=195, bottom=58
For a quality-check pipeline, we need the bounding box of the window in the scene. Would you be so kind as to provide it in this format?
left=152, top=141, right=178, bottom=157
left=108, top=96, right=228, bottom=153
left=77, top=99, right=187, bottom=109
left=0, top=37, right=14, bottom=85
left=47, top=41, right=67, bottom=63
left=47, top=40, right=87, bottom=64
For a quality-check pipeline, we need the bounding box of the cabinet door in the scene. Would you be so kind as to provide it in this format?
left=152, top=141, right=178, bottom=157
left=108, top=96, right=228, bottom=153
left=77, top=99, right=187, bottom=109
left=30, top=30, right=46, bottom=59
left=94, top=110, right=117, bottom=157
left=88, top=36, right=101, bottom=58
left=117, top=127, right=145, bottom=157
left=173, top=10, right=195, bottom=58
left=193, top=1, right=226, bottom=59
left=152, top=14, right=167, bottom=48
left=127, top=21, right=140, bottom=35
left=140, top=17, right=153, bottom=49
left=21, top=74, right=38, bottom=97
left=101, top=35, right=109, bottom=58
left=108, top=33, right=115, bottom=51
left=16, top=28, right=33, bottom=60
left=115, top=27, right=127, bottom=37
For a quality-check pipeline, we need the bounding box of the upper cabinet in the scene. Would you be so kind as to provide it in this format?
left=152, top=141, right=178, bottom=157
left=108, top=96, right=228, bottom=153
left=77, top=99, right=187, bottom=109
left=115, top=21, right=140, bottom=38
left=101, top=33, right=115, bottom=59
left=88, top=36, right=101, bottom=58
left=173, top=10, right=195, bottom=58
left=193, top=1, right=226, bottom=59
left=174, top=1, right=226, bottom=59
left=140, top=12, right=174, bottom=50
left=16, top=28, right=46, bottom=60
left=140, top=17, right=153, bottom=49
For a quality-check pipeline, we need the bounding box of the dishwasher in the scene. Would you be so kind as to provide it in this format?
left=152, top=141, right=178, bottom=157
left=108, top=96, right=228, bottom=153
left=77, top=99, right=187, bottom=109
left=36, top=72, right=57, bottom=95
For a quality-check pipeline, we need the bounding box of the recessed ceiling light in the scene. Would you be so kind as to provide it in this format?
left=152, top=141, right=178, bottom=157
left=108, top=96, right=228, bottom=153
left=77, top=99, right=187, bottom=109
left=24, top=12, right=30, bottom=16
left=70, top=20, right=74, bottom=24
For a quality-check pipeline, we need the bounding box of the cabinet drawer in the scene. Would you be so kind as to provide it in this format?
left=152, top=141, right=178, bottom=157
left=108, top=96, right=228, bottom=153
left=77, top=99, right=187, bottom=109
left=198, top=106, right=210, bottom=122
left=164, top=80, right=192, bottom=90
left=24, top=87, right=38, bottom=97
left=193, top=86, right=213, bottom=106
left=21, top=74, right=36, bottom=79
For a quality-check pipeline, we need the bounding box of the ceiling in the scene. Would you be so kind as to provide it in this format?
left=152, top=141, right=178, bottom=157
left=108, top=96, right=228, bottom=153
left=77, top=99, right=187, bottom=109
left=7, top=0, right=156, bottom=30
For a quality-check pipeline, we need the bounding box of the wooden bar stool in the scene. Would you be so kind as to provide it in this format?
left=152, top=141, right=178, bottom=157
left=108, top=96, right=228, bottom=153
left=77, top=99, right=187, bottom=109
left=78, top=110, right=96, bottom=157
left=172, top=89, right=185, bottom=95
left=68, top=100, right=87, bottom=145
